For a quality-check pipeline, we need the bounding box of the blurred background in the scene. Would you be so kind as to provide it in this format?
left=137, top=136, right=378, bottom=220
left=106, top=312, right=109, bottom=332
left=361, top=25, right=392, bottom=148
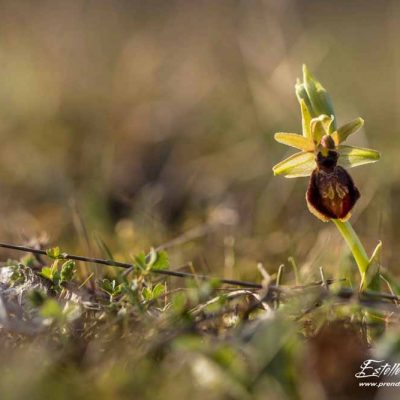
left=0, top=0, right=397, bottom=283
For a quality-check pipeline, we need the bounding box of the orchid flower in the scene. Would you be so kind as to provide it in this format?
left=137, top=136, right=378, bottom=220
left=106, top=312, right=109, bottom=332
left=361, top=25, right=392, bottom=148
left=273, top=66, right=380, bottom=221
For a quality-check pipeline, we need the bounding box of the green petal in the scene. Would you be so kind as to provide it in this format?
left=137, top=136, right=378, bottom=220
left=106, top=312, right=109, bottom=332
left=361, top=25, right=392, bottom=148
left=272, top=151, right=315, bottom=178
left=303, top=65, right=336, bottom=130
left=310, top=115, right=333, bottom=144
left=274, top=132, right=314, bottom=151
left=338, top=145, right=380, bottom=169
left=299, top=99, right=312, bottom=138
left=296, top=81, right=314, bottom=117
left=331, top=117, right=364, bottom=145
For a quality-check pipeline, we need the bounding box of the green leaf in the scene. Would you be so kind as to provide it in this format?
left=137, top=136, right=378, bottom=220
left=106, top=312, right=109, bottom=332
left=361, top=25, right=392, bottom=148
left=142, top=287, right=153, bottom=301
left=39, top=267, right=54, bottom=281
left=134, top=252, right=147, bottom=270
left=152, top=283, right=165, bottom=299
left=147, top=247, right=158, bottom=267
left=46, top=246, right=60, bottom=259
left=302, top=65, right=336, bottom=129
left=144, top=248, right=169, bottom=271
left=272, top=151, right=315, bottom=178
left=53, top=271, right=61, bottom=285
left=362, top=241, right=382, bottom=291
left=101, top=279, right=122, bottom=297
left=331, top=117, right=364, bottom=145
left=152, top=251, right=169, bottom=271
left=60, top=260, right=76, bottom=282
left=100, top=278, right=115, bottom=295
left=274, top=132, right=314, bottom=151
left=338, top=145, right=380, bottom=169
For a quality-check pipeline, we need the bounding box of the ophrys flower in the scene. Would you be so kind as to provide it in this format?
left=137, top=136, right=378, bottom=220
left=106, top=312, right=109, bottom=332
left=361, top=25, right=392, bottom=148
left=272, top=66, right=380, bottom=221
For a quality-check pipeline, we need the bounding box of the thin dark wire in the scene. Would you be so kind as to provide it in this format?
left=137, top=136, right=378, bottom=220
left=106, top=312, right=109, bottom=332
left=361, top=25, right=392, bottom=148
left=1, top=242, right=398, bottom=304
left=0, top=242, right=262, bottom=289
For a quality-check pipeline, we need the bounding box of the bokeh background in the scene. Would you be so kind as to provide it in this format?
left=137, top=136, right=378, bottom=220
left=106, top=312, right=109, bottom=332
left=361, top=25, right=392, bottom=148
left=0, top=0, right=397, bottom=283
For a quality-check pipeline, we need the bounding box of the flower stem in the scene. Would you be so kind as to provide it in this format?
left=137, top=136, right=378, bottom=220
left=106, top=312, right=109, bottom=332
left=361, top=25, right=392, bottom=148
left=332, top=219, right=369, bottom=279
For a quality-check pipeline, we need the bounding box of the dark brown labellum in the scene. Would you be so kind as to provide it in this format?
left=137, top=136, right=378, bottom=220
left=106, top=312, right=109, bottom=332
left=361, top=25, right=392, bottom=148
left=306, top=150, right=360, bottom=221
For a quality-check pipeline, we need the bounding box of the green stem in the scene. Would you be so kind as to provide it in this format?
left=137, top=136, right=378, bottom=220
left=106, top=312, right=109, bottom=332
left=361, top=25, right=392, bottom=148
left=332, top=219, right=369, bottom=278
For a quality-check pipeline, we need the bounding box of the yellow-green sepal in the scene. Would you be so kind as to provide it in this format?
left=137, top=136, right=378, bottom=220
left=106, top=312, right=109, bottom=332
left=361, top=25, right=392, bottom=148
left=331, top=117, right=364, bottom=145
left=295, top=81, right=314, bottom=118
left=337, top=145, right=380, bottom=169
left=272, top=151, right=315, bottom=178
left=274, top=132, right=314, bottom=151
left=299, top=98, right=312, bottom=138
